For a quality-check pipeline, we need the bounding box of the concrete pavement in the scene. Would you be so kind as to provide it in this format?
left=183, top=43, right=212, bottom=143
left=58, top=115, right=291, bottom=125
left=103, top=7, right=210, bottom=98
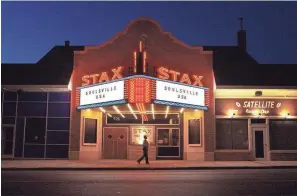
left=2, top=160, right=297, bottom=170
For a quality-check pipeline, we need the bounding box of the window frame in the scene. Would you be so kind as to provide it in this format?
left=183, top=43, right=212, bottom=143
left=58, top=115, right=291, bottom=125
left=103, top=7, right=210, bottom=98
left=82, top=117, right=98, bottom=146
left=215, top=118, right=249, bottom=151
left=188, top=118, right=202, bottom=147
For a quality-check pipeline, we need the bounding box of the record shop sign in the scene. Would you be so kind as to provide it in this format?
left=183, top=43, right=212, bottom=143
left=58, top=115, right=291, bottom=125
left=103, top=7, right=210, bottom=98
left=215, top=99, right=297, bottom=116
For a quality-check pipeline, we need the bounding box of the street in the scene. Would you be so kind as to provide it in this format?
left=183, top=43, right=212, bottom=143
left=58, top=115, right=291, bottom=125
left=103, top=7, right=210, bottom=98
left=2, top=169, right=297, bottom=196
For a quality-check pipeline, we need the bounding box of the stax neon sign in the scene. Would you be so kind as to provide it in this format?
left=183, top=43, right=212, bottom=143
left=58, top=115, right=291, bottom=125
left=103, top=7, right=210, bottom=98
left=157, top=67, right=203, bottom=86
left=82, top=66, right=124, bottom=86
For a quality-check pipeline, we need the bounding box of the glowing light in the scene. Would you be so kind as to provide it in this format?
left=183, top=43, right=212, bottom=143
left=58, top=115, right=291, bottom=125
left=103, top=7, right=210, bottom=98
left=151, top=104, right=155, bottom=119
left=165, top=106, right=170, bottom=118
left=280, top=110, right=291, bottom=118
left=139, top=41, right=142, bottom=52
left=134, top=51, right=137, bottom=73
left=107, top=113, right=112, bottom=117
left=195, top=109, right=198, bottom=112
left=227, top=109, right=238, bottom=117
left=180, top=108, right=184, bottom=113
left=113, top=106, right=125, bottom=118
left=99, top=107, right=106, bottom=113
left=143, top=51, right=146, bottom=73
left=127, top=104, right=138, bottom=119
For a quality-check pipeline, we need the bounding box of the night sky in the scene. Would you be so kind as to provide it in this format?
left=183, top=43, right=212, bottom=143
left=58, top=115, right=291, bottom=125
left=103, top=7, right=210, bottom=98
left=2, top=1, right=297, bottom=64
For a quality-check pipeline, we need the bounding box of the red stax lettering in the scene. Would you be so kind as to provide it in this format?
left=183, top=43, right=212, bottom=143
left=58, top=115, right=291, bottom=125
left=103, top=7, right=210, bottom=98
left=157, top=66, right=204, bottom=86
left=81, top=66, right=124, bottom=86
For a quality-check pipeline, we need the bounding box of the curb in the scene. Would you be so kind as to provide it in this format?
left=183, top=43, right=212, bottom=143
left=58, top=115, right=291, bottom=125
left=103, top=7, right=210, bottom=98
left=2, top=166, right=297, bottom=171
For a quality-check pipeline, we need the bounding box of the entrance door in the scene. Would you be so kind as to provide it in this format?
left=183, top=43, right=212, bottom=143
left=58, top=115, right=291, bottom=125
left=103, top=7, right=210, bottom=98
left=252, top=127, right=268, bottom=160
left=1, top=126, right=15, bottom=158
left=103, top=127, right=128, bottom=159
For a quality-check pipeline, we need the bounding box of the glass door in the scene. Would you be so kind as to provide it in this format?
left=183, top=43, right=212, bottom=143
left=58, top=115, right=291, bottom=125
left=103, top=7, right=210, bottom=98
left=156, top=128, right=180, bottom=158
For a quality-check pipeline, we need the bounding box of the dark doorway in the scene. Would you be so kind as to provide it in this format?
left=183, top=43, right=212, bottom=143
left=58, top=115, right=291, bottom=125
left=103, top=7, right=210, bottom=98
left=255, top=130, right=264, bottom=158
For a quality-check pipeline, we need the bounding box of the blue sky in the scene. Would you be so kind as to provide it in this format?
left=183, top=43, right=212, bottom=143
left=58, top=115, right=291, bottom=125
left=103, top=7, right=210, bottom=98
left=2, top=1, right=297, bottom=64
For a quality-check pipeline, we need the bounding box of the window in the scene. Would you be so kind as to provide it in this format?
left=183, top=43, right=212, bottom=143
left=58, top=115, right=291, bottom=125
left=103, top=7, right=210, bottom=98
left=107, top=114, right=142, bottom=124
left=25, top=118, right=46, bottom=144
left=188, top=119, right=201, bottom=145
left=83, top=118, right=97, bottom=144
left=156, top=128, right=180, bottom=157
left=18, top=102, right=47, bottom=117
left=47, top=118, right=70, bottom=130
left=46, top=131, right=69, bottom=145
left=269, top=120, right=297, bottom=150
left=3, top=102, right=17, bottom=116
left=49, top=92, right=70, bottom=102
left=216, top=119, right=248, bottom=150
left=46, top=145, right=69, bottom=158
left=144, top=114, right=179, bottom=125
left=19, top=92, right=47, bottom=102
left=48, top=103, right=70, bottom=117
left=3, top=92, right=17, bottom=101
left=23, top=144, right=45, bottom=158
left=2, top=117, right=15, bottom=125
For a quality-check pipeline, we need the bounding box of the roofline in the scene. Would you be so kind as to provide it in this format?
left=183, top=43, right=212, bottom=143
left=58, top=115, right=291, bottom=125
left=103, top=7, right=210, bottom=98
left=2, top=85, right=69, bottom=92
left=216, top=85, right=297, bottom=90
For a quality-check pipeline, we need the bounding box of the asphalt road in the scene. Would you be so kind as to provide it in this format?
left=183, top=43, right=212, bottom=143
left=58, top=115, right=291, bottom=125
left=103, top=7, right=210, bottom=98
left=2, top=169, right=297, bottom=196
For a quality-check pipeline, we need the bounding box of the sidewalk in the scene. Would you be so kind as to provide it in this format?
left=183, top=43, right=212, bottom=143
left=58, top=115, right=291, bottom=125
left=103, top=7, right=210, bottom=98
left=2, top=160, right=297, bottom=170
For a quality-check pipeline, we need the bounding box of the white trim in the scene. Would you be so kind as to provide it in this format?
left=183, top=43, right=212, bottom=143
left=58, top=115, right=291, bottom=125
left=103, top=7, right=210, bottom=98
left=82, top=117, right=98, bottom=146
left=216, top=115, right=297, bottom=119
left=102, top=127, right=129, bottom=159
left=2, top=85, right=69, bottom=92
left=252, top=126, right=269, bottom=161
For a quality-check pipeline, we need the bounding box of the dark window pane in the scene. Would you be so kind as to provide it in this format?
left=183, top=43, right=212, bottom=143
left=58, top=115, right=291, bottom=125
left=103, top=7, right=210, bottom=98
left=251, top=119, right=266, bottom=124
left=216, top=119, right=232, bottom=149
left=157, top=129, right=170, bottom=145
left=107, top=114, right=142, bottom=124
left=4, top=92, right=17, bottom=101
left=14, top=117, right=25, bottom=157
left=48, top=103, right=70, bottom=117
left=84, top=118, right=97, bottom=144
left=46, top=131, right=69, bottom=144
left=157, top=147, right=179, bottom=156
left=18, top=102, right=46, bottom=117
left=171, top=129, right=180, bottom=146
left=49, top=92, right=70, bottom=102
left=24, top=144, right=45, bottom=158
left=47, top=118, right=70, bottom=130
left=46, top=145, right=69, bottom=158
left=2, top=117, right=15, bottom=125
left=216, top=119, right=248, bottom=150
left=3, top=102, right=16, bottom=116
left=232, top=119, right=248, bottom=149
left=144, top=114, right=179, bottom=124
left=269, top=120, right=297, bottom=150
left=25, top=118, right=46, bottom=144
left=188, top=119, right=201, bottom=144
left=19, top=92, right=47, bottom=102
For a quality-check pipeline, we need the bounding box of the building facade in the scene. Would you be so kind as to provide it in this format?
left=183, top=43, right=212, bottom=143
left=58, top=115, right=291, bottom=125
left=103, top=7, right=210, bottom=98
left=2, top=18, right=297, bottom=161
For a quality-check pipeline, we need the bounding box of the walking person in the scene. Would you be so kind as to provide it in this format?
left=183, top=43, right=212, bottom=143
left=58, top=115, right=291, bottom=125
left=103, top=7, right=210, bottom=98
left=137, top=135, right=149, bottom=164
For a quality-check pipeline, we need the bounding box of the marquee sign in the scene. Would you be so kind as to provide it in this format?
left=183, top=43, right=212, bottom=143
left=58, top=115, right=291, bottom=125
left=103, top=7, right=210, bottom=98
left=154, top=80, right=207, bottom=110
left=77, top=75, right=209, bottom=110
left=215, top=99, right=297, bottom=116
left=78, top=80, right=125, bottom=109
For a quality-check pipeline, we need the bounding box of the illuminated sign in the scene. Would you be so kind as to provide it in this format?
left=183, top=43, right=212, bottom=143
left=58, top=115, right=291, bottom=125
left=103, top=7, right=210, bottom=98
left=82, top=66, right=124, bottom=86
left=131, top=126, right=155, bottom=145
left=154, top=80, right=207, bottom=110
left=236, top=100, right=281, bottom=115
left=157, top=67, right=203, bottom=86
left=78, top=80, right=125, bottom=109
left=215, top=99, right=297, bottom=116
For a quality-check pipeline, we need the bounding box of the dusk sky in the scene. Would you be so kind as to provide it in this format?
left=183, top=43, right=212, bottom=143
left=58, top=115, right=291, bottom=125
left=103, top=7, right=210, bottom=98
left=2, top=1, right=297, bottom=64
